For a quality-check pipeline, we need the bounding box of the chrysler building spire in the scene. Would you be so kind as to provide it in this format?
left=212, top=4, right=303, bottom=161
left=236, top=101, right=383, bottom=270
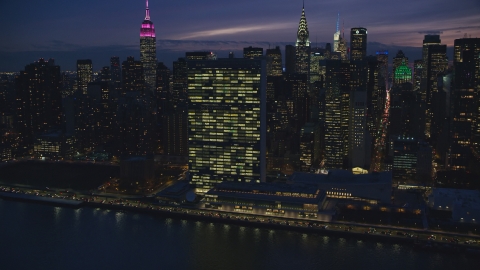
left=296, top=4, right=310, bottom=46
left=294, top=3, right=311, bottom=75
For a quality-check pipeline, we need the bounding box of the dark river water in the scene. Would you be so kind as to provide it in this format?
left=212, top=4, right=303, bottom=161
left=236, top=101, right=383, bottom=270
left=0, top=199, right=477, bottom=270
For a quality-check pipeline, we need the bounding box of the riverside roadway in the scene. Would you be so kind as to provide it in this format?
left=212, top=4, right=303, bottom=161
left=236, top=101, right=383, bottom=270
left=1, top=184, right=480, bottom=251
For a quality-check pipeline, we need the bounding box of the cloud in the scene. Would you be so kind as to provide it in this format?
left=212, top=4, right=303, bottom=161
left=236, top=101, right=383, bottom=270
left=169, top=23, right=296, bottom=40
left=157, top=39, right=293, bottom=52
left=417, top=31, right=444, bottom=35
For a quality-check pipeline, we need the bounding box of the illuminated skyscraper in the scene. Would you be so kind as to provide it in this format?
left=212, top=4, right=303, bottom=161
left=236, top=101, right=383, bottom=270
left=140, top=0, right=157, bottom=93
left=421, top=35, right=447, bottom=137
left=243, top=46, right=263, bottom=59
left=295, top=4, right=310, bottom=76
left=413, top=60, right=423, bottom=92
left=333, top=13, right=340, bottom=52
left=310, top=49, right=326, bottom=83
left=187, top=59, right=266, bottom=193
left=393, top=50, right=408, bottom=75
left=77, top=59, right=92, bottom=95
left=449, top=38, right=480, bottom=170
left=266, top=46, right=282, bottom=76
left=394, top=60, right=412, bottom=86
left=350, top=27, right=367, bottom=61
left=324, top=60, right=350, bottom=169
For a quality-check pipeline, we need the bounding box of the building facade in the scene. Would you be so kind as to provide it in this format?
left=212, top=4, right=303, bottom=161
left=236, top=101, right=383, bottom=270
left=187, top=59, right=266, bottom=193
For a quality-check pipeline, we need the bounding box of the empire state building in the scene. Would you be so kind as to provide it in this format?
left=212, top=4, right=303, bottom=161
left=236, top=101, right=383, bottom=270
left=140, top=0, right=157, bottom=93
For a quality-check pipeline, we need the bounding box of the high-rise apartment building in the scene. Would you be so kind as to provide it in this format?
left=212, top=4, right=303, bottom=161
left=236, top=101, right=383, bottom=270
left=350, top=28, right=367, bottom=61
left=140, top=0, right=157, bottom=93
left=295, top=5, right=310, bottom=76
left=122, top=56, right=144, bottom=94
left=16, top=58, right=63, bottom=154
left=187, top=58, right=266, bottom=193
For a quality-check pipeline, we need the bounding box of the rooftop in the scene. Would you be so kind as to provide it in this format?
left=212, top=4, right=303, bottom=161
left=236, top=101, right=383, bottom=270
left=290, top=170, right=392, bottom=185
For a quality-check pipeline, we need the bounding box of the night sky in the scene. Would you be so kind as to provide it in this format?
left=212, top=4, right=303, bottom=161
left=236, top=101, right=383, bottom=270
left=1, top=0, right=479, bottom=71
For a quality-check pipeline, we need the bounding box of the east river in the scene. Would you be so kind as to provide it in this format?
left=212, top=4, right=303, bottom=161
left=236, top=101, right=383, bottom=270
left=0, top=199, right=477, bottom=270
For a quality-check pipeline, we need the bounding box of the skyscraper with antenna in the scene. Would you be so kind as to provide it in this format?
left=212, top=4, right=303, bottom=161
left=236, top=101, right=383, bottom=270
left=295, top=2, right=310, bottom=75
left=140, top=0, right=157, bottom=93
left=333, top=13, right=340, bottom=52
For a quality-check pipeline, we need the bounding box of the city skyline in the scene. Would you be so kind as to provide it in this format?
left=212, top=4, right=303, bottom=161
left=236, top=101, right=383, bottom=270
left=1, top=0, right=479, bottom=71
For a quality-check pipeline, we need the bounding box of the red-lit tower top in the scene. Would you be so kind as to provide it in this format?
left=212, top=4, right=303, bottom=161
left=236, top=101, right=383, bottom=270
left=140, top=0, right=155, bottom=38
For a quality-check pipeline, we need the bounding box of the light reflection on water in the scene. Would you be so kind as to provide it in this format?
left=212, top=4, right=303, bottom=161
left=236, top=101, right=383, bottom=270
left=0, top=199, right=476, bottom=270
left=114, top=211, right=124, bottom=224
left=54, top=206, right=62, bottom=222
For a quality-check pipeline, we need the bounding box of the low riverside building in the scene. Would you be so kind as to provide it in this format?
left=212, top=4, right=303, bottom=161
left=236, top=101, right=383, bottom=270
left=428, top=188, right=480, bottom=223
left=33, top=132, right=75, bottom=160
left=155, top=181, right=192, bottom=204
left=201, top=182, right=329, bottom=221
left=289, top=170, right=392, bottom=204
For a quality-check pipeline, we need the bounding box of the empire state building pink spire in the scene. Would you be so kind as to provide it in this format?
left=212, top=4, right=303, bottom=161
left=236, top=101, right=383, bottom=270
left=140, top=0, right=155, bottom=38
left=145, top=0, right=150, bottom=20
left=140, top=0, right=157, bottom=92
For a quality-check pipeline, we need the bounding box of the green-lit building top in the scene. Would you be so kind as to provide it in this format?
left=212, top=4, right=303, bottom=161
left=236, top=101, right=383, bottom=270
left=394, top=60, right=412, bottom=84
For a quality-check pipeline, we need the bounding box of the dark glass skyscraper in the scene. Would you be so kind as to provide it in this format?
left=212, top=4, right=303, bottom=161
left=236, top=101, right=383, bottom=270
left=110, top=56, right=122, bottom=93
left=266, top=46, right=282, bottom=77
left=243, top=46, right=264, bottom=59
left=449, top=38, right=480, bottom=170
left=421, top=35, right=447, bottom=137
left=350, top=28, right=367, bottom=61
left=122, top=56, right=144, bottom=94
left=140, top=0, right=157, bottom=93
